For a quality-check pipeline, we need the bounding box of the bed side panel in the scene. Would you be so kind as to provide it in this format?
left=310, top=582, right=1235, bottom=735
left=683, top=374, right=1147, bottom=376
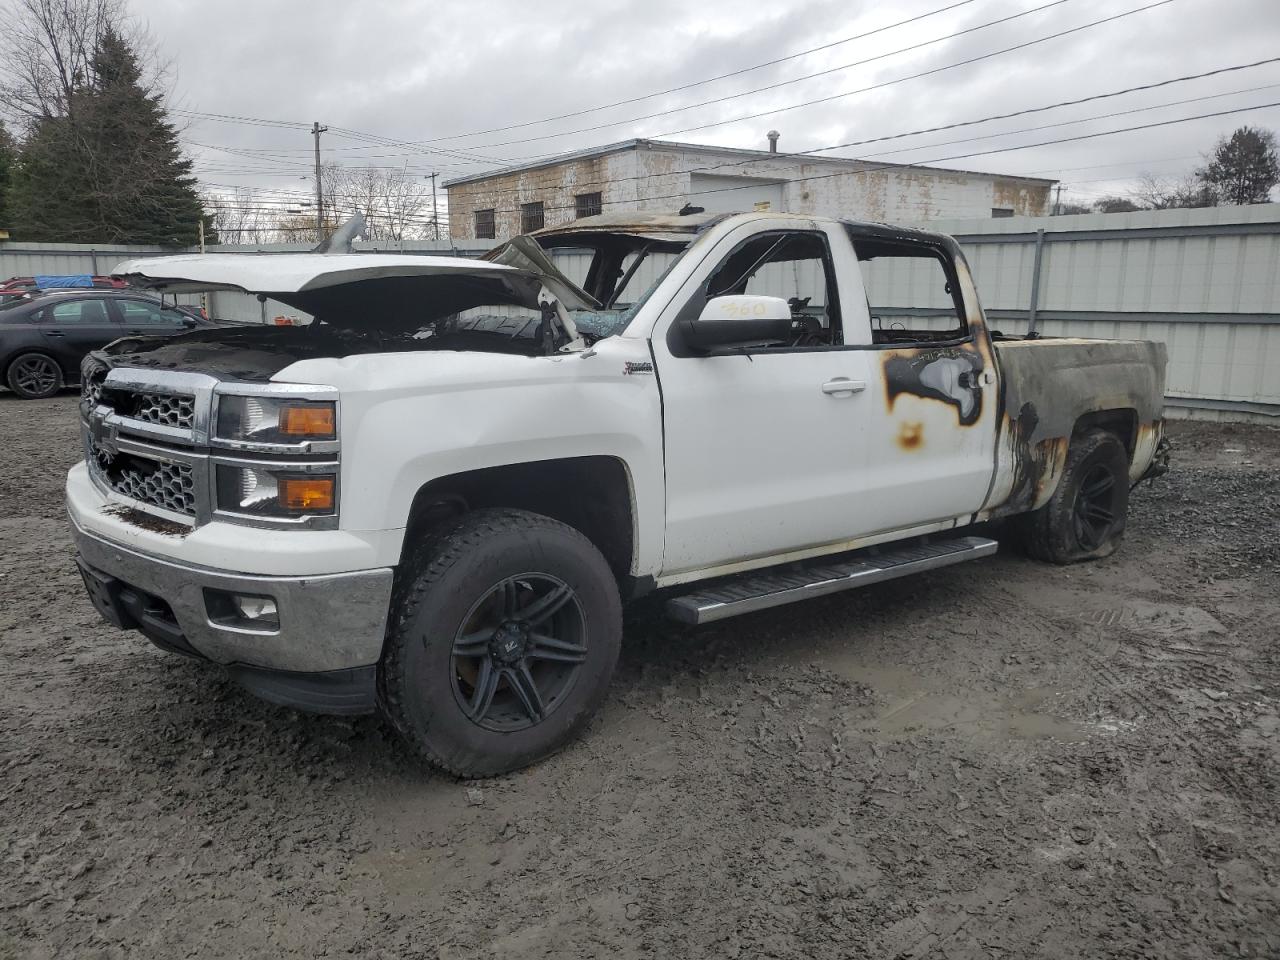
left=982, top=338, right=1167, bottom=518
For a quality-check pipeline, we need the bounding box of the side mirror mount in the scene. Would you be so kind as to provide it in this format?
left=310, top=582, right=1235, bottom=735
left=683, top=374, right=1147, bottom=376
left=679, top=295, right=792, bottom=353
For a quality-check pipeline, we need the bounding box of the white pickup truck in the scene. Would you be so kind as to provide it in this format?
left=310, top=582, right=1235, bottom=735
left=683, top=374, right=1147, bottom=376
left=68, top=211, right=1168, bottom=775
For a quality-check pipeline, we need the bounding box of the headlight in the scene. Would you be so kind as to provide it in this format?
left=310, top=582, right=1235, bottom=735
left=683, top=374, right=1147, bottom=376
left=216, top=465, right=336, bottom=517
left=217, top=397, right=336, bottom=444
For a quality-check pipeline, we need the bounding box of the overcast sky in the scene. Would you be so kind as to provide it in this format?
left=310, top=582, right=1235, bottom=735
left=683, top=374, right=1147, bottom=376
left=133, top=0, right=1280, bottom=220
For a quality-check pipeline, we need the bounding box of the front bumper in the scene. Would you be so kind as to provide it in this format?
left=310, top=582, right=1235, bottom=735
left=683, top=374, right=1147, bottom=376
left=71, top=517, right=395, bottom=679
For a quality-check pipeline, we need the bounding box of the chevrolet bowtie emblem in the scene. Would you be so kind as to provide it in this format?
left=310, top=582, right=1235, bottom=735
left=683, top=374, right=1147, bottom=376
left=89, top=407, right=119, bottom=458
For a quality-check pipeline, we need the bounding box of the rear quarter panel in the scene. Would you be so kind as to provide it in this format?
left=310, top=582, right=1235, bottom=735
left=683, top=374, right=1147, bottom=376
left=982, top=337, right=1167, bottom=518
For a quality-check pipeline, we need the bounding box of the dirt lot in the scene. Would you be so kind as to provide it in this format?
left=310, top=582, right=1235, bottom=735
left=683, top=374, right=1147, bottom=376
left=2, top=393, right=1278, bottom=959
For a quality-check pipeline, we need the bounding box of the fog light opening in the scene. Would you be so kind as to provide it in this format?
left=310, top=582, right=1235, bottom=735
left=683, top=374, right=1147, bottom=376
left=205, top=589, right=281, bottom=633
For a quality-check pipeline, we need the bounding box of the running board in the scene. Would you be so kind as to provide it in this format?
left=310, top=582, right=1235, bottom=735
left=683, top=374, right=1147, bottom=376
left=664, top=536, right=998, bottom=625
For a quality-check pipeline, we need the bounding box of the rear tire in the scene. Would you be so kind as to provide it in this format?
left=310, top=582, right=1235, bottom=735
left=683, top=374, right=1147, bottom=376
left=379, top=508, right=622, bottom=777
left=1017, top=428, right=1130, bottom=564
left=6, top=352, right=64, bottom=399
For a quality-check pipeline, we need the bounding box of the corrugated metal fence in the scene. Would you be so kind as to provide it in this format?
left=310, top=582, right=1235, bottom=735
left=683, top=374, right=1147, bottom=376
left=4, top=205, right=1279, bottom=418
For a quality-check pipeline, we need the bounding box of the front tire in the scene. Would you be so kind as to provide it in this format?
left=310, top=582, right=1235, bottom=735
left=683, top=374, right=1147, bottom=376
left=1017, top=428, right=1130, bottom=564
left=6, top=352, right=64, bottom=399
left=379, top=508, right=622, bottom=777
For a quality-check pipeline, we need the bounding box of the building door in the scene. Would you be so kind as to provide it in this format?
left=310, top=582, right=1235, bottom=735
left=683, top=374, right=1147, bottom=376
left=687, top=174, right=785, bottom=215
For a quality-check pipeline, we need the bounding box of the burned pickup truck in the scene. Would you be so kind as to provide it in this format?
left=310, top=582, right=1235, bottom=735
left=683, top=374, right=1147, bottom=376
left=68, top=211, right=1168, bottom=775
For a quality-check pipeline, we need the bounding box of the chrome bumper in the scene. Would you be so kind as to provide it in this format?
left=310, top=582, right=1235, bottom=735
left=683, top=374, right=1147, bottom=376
left=71, top=517, right=394, bottom=673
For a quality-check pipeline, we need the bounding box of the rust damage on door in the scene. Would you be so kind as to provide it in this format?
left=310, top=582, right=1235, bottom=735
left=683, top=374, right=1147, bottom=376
left=882, top=345, right=986, bottom=427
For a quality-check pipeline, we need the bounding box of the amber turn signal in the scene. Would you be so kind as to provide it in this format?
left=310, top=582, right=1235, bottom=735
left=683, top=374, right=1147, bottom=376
left=279, top=403, right=336, bottom=439
left=277, top=476, right=336, bottom=511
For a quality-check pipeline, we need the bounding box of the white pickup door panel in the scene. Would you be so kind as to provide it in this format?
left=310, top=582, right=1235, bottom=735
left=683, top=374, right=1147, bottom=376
left=650, top=217, right=998, bottom=578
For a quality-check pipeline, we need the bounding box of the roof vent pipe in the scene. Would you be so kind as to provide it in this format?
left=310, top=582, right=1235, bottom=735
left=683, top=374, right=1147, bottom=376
left=766, top=130, right=780, bottom=153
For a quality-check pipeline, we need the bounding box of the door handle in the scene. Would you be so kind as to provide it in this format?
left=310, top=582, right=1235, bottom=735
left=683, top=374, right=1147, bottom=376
left=44, top=331, right=65, bottom=338
left=821, top=378, right=866, bottom=396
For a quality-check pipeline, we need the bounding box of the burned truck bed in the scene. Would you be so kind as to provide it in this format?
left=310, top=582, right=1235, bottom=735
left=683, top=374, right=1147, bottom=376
left=985, top=336, right=1168, bottom=519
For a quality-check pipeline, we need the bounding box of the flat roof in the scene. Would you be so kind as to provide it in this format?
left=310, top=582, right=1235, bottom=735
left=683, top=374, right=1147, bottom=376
left=442, top=137, right=1057, bottom=188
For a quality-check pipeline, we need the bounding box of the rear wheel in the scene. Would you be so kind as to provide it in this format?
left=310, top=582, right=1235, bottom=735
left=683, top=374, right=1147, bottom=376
left=379, top=508, right=622, bottom=777
left=1017, top=428, right=1130, bottom=564
left=6, top=352, right=63, bottom=399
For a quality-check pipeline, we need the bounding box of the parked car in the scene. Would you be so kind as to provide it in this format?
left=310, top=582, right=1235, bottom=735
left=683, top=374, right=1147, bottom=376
left=68, top=211, right=1169, bottom=776
left=0, top=274, right=131, bottom=297
left=1, top=289, right=217, bottom=399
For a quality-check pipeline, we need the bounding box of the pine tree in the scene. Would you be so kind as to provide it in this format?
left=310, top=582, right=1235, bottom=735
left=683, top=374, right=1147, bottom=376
left=0, top=121, right=15, bottom=229
left=1198, top=126, right=1280, bottom=206
left=9, top=27, right=212, bottom=244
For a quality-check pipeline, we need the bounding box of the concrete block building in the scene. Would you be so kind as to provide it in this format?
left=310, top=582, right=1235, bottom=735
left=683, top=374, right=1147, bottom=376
left=444, top=137, right=1055, bottom=242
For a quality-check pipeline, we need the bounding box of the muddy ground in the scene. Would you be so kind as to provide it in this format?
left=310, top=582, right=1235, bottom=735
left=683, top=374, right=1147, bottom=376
left=2, top=393, right=1278, bottom=959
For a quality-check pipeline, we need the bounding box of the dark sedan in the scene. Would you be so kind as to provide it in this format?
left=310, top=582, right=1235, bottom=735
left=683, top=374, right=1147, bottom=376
left=1, top=290, right=218, bottom=399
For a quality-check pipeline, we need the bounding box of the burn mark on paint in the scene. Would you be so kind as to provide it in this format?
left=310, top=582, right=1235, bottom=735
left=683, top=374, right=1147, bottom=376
left=883, top=347, right=984, bottom=426
left=897, top=421, right=924, bottom=450
left=986, top=401, right=1069, bottom=520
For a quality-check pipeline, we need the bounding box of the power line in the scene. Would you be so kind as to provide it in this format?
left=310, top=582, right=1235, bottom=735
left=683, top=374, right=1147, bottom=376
left=381, top=0, right=1066, bottom=149
left=176, top=0, right=1174, bottom=181
left=465, top=98, right=1280, bottom=217
left=420, top=0, right=1178, bottom=153
left=858, top=81, right=1280, bottom=160
left=343, top=58, right=1279, bottom=209
left=317, top=0, right=1080, bottom=160
left=168, top=1, right=982, bottom=156
left=419, top=0, right=982, bottom=144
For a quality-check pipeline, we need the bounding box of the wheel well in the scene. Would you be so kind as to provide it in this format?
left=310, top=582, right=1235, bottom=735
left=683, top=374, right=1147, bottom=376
left=403, top=456, right=635, bottom=585
left=1073, top=409, right=1137, bottom=461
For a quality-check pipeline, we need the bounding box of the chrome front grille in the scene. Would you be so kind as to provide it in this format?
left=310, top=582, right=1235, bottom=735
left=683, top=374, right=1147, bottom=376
left=132, top=393, right=195, bottom=429
left=80, top=367, right=340, bottom=530
left=90, top=436, right=197, bottom=515
left=80, top=356, right=108, bottom=407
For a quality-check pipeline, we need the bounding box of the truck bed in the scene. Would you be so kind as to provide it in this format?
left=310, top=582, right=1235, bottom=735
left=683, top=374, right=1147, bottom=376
left=985, top=336, right=1168, bottom=518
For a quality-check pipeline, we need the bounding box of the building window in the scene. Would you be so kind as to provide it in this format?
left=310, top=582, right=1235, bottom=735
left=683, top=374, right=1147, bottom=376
left=474, top=208, right=495, bottom=239
left=991, top=207, right=1014, bottom=218
left=521, top=201, right=545, bottom=233
left=575, top=192, right=602, bottom=219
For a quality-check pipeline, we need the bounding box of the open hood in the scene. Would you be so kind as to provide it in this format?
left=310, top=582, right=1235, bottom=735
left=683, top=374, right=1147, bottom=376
left=111, top=252, right=543, bottom=298
left=481, top=236, right=600, bottom=310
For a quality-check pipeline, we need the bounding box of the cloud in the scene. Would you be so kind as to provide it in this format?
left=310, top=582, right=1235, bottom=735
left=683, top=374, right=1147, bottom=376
left=128, top=0, right=1280, bottom=213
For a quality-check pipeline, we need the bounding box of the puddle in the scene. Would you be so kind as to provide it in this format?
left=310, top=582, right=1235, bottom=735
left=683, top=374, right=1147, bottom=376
left=826, top=662, right=1089, bottom=743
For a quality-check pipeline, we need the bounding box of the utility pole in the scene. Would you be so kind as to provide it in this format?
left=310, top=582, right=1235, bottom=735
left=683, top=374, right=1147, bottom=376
left=197, top=218, right=208, bottom=316
left=1052, top=183, right=1065, bottom=216
left=429, top=172, right=439, bottom=240
left=312, top=121, right=328, bottom=242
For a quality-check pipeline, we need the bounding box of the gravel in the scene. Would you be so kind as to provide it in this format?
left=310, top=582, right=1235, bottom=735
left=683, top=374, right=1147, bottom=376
left=2, top=393, right=1278, bottom=959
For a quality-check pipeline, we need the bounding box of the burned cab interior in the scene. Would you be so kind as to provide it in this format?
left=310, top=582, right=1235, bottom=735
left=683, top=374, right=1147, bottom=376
left=851, top=236, right=970, bottom=346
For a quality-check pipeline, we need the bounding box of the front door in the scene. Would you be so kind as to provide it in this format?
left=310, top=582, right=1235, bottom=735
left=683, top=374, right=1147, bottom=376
left=652, top=221, right=875, bottom=576
left=37, top=297, right=122, bottom=377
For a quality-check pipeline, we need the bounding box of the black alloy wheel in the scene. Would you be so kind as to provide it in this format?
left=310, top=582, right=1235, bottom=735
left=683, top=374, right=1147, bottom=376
left=1016, top=427, right=1130, bottom=564
left=7, top=353, right=63, bottom=399
left=1072, top=463, right=1121, bottom=551
left=450, top=573, right=588, bottom=732
left=379, top=508, right=622, bottom=777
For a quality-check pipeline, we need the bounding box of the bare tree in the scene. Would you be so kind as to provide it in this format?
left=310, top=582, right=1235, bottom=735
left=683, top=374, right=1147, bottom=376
left=205, top=188, right=274, bottom=245
left=321, top=164, right=433, bottom=241
left=1095, top=196, right=1141, bottom=214
left=0, top=0, right=134, bottom=122
left=1130, top=172, right=1218, bottom=211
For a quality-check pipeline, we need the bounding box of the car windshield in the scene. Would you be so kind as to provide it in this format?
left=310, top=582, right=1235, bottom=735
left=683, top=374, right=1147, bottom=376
left=535, top=237, right=690, bottom=339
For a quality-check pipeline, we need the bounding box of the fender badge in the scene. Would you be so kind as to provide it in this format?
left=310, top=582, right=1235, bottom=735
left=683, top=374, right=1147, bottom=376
left=623, top=361, right=654, bottom=375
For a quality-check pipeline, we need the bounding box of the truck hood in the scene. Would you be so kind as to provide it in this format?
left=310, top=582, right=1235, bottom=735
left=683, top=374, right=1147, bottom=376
left=111, top=252, right=597, bottom=312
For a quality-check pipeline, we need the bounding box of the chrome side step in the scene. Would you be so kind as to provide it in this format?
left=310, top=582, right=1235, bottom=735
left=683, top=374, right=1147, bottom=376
left=664, top=536, right=998, bottom=625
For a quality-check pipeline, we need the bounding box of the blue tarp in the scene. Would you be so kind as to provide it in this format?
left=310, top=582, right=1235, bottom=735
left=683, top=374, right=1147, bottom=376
left=34, top=274, right=94, bottom=288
